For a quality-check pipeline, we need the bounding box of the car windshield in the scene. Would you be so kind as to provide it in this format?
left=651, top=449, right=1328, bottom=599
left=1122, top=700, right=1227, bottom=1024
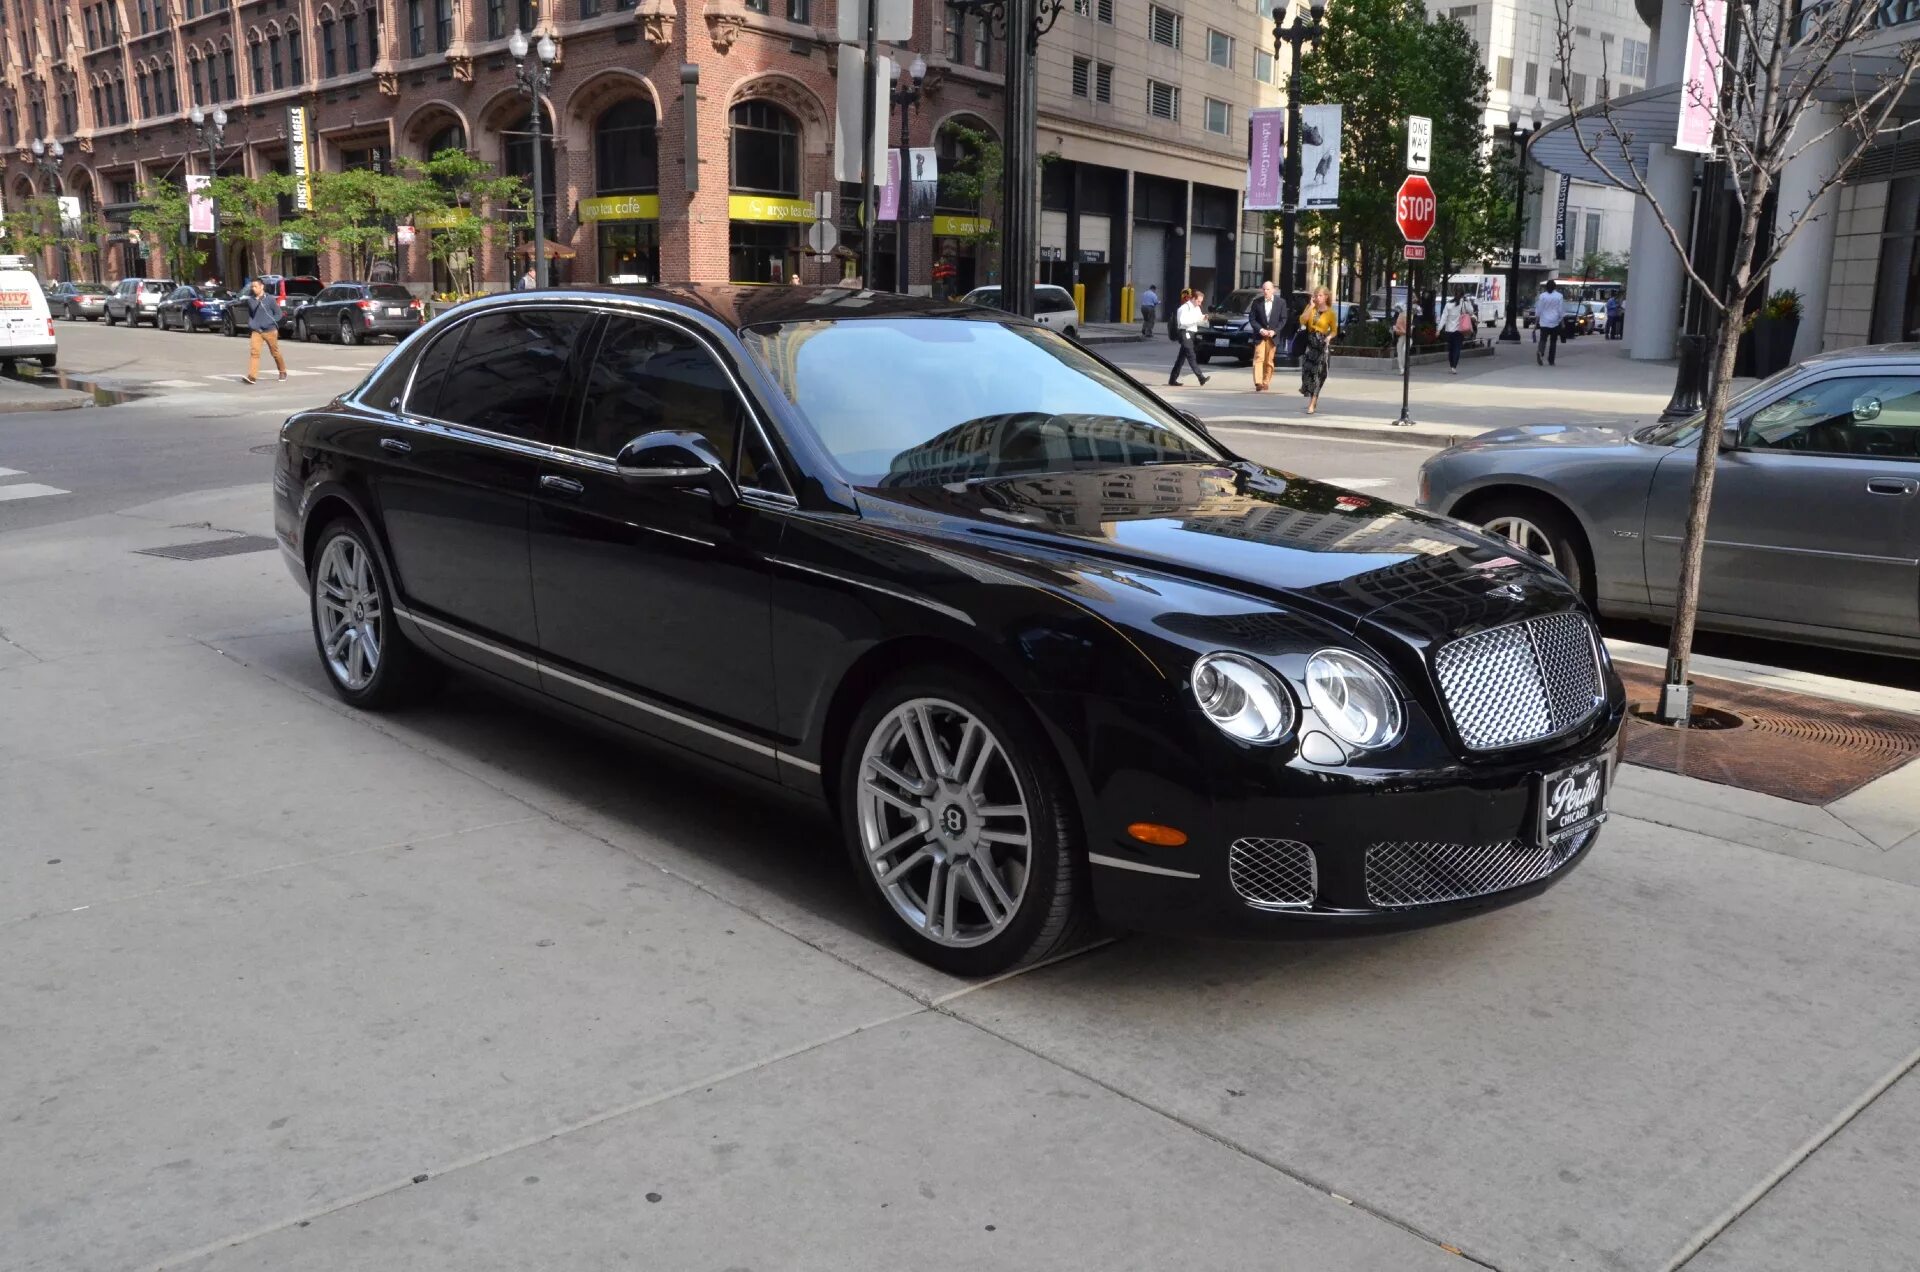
left=743, top=317, right=1227, bottom=487
left=1213, top=289, right=1260, bottom=313
left=369, top=284, right=414, bottom=301
left=1635, top=364, right=1806, bottom=446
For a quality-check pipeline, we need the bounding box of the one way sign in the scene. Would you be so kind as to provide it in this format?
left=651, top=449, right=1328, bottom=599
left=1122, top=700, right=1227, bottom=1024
left=1407, top=115, right=1432, bottom=173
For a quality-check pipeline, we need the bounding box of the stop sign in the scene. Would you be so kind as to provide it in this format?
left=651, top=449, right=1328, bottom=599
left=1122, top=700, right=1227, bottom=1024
left=1396, top=174, right=1437, bottom=243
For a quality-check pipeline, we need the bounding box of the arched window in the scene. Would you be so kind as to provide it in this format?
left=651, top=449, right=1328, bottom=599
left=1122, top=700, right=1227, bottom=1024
left=729, top=100, right=798, bottom=196
left=136, top=68, right=150, bottom=118
left=595, top=99, right=657, bottom=195
left=250, top=37, right=266, bottom=93
left=222, top=44, right=237, bottom=98
left=269, top=32, right=284, bottom=90
left=288, top=29, right=305, bottom=84
left=344, top=8, right=362, bottom=72
left=321, top=17, right=337, bottom=77
left=424, top=122, right=466, bottom=157
left=159, top=58, right=177, bottom=114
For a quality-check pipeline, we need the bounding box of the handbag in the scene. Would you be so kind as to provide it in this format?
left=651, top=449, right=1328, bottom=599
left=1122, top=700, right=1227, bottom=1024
left=1457, top=310, right=1474, bottom=334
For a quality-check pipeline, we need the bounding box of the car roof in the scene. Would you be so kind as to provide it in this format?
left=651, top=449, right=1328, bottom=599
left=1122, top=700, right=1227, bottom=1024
left=544, top=282, right=997, bottom=332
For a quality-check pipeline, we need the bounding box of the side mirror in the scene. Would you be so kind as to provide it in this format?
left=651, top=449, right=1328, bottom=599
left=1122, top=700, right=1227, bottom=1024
left=1719, top=420, right=1743, bottom=452
left=614, top=430, right=738, bottom=508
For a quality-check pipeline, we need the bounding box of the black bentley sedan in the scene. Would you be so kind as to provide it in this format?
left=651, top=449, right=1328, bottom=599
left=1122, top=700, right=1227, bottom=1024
left=274, top=286, right=1625, bottom=975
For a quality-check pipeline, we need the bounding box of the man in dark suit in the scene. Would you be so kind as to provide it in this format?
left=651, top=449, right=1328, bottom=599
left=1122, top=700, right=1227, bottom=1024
left=1247, top=280, right=1291, bottom=392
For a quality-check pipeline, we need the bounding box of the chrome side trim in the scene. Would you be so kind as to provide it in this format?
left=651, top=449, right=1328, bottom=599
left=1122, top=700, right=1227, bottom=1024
left=396, top=604, right=818, bottom=770
left=767, top=556, right=975, bottom=625
left=1088, top=852, right=1202, bottom=880
left=1649, top=534, right=1918, bottom=567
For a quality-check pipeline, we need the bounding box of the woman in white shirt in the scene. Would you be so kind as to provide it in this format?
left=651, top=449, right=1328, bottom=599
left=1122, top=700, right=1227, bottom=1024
left=1438, top=293, right=1477, bottom=374
left=1167, top=288, right=1210, bottom=386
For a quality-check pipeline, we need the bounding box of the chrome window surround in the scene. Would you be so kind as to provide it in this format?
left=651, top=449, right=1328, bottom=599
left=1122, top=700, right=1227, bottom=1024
left=389, top=297, right=797, bottom=503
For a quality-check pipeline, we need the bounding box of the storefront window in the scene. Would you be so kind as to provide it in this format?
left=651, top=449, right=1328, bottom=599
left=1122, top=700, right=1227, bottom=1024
left=594, top=100, right=660, bottom=283
left=596, top=99, right=658, bottom=193
left=730, top=100, right=799, bottom=195
left=730, top=223, right=794, bottom=285
left=600, top=222, right=659, bottom=283
left=729, top=100, right=801, bottom=284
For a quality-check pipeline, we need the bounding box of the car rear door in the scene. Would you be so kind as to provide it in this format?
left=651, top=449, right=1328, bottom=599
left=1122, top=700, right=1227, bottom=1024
left=1643, top=369, right=1920, bottom=642
left=527, top=309, right=789, bottom=775
left=369, top=303, right=598, bottom=685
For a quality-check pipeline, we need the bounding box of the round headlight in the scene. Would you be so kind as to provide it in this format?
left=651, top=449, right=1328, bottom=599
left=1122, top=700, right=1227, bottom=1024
left=1192, top=652, right=1296, bottom=745
left=1305, top=650, right=1404, bottom=750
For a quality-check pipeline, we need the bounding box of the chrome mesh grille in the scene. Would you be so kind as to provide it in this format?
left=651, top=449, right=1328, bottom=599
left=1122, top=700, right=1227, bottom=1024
left=1228, top=837, right=1317, bottom=909
left=1365, top=826, right=1595, bottom=908
left=1434, top=612, right=1604, bottom=751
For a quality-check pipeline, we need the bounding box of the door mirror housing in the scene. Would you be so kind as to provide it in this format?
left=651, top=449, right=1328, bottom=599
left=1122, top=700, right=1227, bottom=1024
left=1719, top=419, right=1743, bottom=452
left=614, top=430, right=738, bottom=508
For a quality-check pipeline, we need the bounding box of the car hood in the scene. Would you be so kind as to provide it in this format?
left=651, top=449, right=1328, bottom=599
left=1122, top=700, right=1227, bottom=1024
left=853, top=463, right=1577, bottom=638
left=1452, top=421, right=1641, bottom=452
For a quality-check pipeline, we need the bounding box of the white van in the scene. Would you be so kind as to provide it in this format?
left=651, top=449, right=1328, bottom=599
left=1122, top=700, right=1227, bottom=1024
left=0, top=255, right=56, bottom=370
left=959, top=284, right=1082, bottom=338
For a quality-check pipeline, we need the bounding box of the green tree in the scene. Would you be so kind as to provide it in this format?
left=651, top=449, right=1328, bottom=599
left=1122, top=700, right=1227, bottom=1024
left=1, top=195, right=60, bottom=261
left=1573, top=248, right=1628, bottom=282
left=396, top=148, right=526, bottom=296
left=935, top=122, right=1003, bottom=248
left=284, top=167, right=443, bottom=280
left=128, top=180, right=208, bottom=282
left=1295, top=0, right=1502, bottom=300
left=207, top=171, right=296, bottom=278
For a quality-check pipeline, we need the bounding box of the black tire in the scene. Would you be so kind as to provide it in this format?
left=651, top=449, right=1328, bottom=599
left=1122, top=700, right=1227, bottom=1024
left=298, top=317, right=312, bottom=343
left=838, top=669, right=1091, bottom=977
left=37, top=353, right=55, bottom=369
left=307, top=517, right=443, bottom=710
left=104, top=308, right=117, bottom=326
left=1471, top=494, right=1596, bottom=606
left=225, top=316, right=240, bottom=338
left=1196, top=350, right=1213, bottom=364
left=339, top=315, right=359, bottom=347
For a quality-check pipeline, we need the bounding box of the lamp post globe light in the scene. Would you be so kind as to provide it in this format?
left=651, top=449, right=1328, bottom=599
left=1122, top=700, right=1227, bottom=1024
left=1499, top=100, right=1546, bottom=344
left=892, top=54, right=929, bottom=296
left=1273, top=0, right=1326, bottom=301
left=30, top=138, right=67, bottom=281
left=510, top=29, right=558, bottom=290
left=189, top=105, right=228, bottom=284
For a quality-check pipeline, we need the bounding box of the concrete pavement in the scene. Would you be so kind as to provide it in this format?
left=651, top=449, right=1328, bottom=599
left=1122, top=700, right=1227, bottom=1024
left=5, top=474, right=1920, bottom=1270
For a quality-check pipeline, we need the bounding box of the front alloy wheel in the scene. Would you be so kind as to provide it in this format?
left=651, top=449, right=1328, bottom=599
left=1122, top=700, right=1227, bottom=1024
left=843, top=677, right=1088, bottom=975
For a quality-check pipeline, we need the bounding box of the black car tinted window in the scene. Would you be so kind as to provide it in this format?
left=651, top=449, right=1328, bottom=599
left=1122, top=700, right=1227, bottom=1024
left=577, top=317, right=743, bottom=469
left=433, top=308, right=594, bottom=441
left=403, top=324, right=465, bottom=419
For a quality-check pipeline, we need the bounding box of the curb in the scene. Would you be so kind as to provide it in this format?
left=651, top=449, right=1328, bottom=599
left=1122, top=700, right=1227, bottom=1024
left=0, top=389, right=92, bottom=413
left=1202, top=415, right=1474, bottom=448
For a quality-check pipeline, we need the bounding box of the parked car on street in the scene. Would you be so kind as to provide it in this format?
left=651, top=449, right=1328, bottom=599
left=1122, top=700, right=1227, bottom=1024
left=156, top=285, right=239, bottom=332
left=104, top=277, right=176, bottom=327
left=959, top=284, right=1081, bottom=338
left=275, top=285, right=1624, bottom=974
left=1197, top=287, right=1265, bottom=365
left=223, top=274, right=323, bottom=337
left=0, top=255, right=56, bottom=370
left=1420, top=344, right=1920, bottom=658
left=47, top=280, right=109, bottom=321
left=294, top=282, right=425, bottom=345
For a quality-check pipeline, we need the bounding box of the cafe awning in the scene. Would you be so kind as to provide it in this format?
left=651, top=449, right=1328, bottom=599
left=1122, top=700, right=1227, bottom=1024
left=514, top=238, right=578, bottom=259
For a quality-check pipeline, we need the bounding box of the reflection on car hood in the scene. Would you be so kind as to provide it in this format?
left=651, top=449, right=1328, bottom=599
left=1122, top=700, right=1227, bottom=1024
left=855, top=463, right=1571, bottom=632
left=1455, top=421, right=1639, bottom=451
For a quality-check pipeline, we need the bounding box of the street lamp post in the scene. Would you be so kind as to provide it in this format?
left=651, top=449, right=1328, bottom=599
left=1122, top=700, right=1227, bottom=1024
left=891, top=55, right=929, bottom=296
left=1273, top=0, right=1325, bottom=299
left=509, top=29, right=558, bottom=290
left=29, top=138, right=67, bottom=281
left=189, top=106, right=228, bottom=284
left=1499, top=101, right=1546, bottom=344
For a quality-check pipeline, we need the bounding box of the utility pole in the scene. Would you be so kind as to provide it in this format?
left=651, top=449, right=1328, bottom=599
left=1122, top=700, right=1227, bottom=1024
left=510, top=29, right=557, bottom=288
left=1274, top=0, right=1326, bottom=297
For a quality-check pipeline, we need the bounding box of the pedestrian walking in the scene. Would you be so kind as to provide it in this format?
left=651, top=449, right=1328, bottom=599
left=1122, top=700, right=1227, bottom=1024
left=1139, top=283, right=1160, bottom=337
left=1439, top=292, right=1475, bottom=374
left=1392, top=304, right=1411, bottom=375
left=240, top=278, right=286, bottom=385
left=1606, top=292, right=1624, bottom=340
left=1298, top=286, right=1338, bottom=414
left=1247, top=280, right=1289, bottom=393
left=1534, top=281, right=1567, bottom=366
left=519, top=265, right=537, bottom=291
left=1167, top=288, right=1210, bottom=386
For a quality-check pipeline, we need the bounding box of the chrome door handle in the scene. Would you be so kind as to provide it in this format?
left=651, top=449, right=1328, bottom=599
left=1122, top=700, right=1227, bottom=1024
left=379, top=437, right=412, bottom=454
left=540, top=474, right=585, bottom=496
left=1866, top=478, right=1916, bottom=495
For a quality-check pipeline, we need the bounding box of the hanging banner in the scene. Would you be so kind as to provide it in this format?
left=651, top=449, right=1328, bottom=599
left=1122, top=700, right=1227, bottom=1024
left=907, top=146, right=938, bottom=221
left=1553, top=174, right=1571, bottom=259
left=1300, top=103, right=1343, bottom=209
left=880, top=149, right=902, bottom=221
left=187, top=174, right=215, bottom=235
left=56, top=195, right=82, bottom=234
left=287, top=105, right=314, bottom=210
left=1244, top=107, right=1285, bottom=211
left=1675, top=0, right=1725, bottom=154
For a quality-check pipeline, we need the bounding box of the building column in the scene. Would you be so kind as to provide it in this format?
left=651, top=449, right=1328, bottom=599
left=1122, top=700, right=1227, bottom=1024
left=1771, top=102, right=1847, bottom=360
left=1625, top=0, right=1696, bottom=361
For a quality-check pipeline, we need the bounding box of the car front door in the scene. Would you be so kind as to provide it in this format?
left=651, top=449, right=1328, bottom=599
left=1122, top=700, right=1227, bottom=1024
left=1644, top=370, right=1920, bottom=643
left=369, top=304, right=597, bottom=685
left=528, top=310, right=790, bottom=776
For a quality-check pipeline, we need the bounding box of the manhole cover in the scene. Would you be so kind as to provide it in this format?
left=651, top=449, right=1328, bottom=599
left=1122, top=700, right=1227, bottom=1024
left=134, top=535, right=278, bottom=561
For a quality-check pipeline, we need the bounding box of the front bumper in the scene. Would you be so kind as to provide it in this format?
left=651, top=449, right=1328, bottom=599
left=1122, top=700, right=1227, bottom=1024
left=1082, top=697, right=1626, bottom=940
left=1198, top=327, right=1256, bottom=357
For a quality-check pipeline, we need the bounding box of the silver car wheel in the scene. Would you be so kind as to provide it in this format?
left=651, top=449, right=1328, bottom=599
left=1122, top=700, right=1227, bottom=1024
left=856, top=697, right=1032, bottom=949
left=313, top=534, right=383, bottom=691
left=1485, top=514, right=1557, bottom=568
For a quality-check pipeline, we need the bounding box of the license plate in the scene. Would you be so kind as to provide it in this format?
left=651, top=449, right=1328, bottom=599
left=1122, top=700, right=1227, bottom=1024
left=1213, top=337, right=1230, bottom=347
left=388, top=307, right=406, bottom=316
left=1538, top=755, right=1608, bottom=843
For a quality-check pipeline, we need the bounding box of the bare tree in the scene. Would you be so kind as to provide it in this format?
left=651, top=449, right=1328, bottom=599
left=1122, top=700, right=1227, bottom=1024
left=1551, top=0, right=1920, bottom=720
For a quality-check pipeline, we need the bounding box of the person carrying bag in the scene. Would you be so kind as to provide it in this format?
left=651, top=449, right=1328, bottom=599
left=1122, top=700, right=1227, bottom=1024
left=1167, top=289, right=1210, bottom=386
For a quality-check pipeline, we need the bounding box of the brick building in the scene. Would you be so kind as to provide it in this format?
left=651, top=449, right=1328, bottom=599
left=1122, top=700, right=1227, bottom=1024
left=0, top=0, right=1280, bottom=317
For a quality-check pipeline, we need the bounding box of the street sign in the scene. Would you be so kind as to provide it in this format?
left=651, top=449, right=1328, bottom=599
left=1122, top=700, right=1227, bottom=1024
left=837, top=0, right=911, bottom=43
left=1396, top=174, right=1436, bottom=243
left=1403, top=244, right=1426, bottom=260
left=806, top=220, right=840, bottom=255
left=1407, top=115, right=1432, bottom=173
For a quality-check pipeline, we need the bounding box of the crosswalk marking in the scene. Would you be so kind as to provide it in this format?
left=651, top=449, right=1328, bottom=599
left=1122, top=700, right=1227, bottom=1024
left=0, top=467, right=21, bottom=478
left=151, top=379, right=206, bottom=388
left=307, top=363, right=370, bottom=371
left=0, top=482, right=70, bottom=502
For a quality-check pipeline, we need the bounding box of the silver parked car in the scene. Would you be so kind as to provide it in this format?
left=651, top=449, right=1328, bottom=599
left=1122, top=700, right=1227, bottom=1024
left=1418, top=345, right=1920, bottom=657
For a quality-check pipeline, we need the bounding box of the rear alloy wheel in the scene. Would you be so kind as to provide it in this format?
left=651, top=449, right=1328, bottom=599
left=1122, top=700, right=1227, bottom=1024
left=842, top=677, right=1088, bottom=975
left=1477, top=497, right=1593, bottom=604
left=339, top=315, right=359, bottom=347
left=308, top=519, right=440, bottom=710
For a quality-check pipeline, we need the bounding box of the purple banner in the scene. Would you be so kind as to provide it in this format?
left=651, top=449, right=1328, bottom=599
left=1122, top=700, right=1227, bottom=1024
left=880, top=149, right=902, bottom=221
left=1674, top=0, right=1724, bottom=154
left=1245, top=108, right=1285, bottom=211
left=187, top=174, right=215, bottom=236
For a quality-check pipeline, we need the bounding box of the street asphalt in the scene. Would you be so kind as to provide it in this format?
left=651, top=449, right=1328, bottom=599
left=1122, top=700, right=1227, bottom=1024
left=3, top=318, right=1920, bottom=1271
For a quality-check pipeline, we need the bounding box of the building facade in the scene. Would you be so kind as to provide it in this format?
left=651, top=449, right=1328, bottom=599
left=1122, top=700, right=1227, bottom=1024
left=0, top=0, right=1278, bottom=317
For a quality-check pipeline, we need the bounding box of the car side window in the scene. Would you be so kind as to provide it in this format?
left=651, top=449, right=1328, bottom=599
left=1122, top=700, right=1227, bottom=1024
left=432, top=308, right=596, bottom=442
left=576, top=316, right=782, bottom=491
left=1745, top=375, right=1920, bottom=460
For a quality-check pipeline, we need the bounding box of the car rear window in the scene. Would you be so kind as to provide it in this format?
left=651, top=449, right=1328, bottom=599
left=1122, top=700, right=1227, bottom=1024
left=369, top=285, right=414, bottom=301
left=142, top=280, right=174, bottom=293
left=283, top=278, right=324, bottom=296
left=76, top=283, right=109, bottom=295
